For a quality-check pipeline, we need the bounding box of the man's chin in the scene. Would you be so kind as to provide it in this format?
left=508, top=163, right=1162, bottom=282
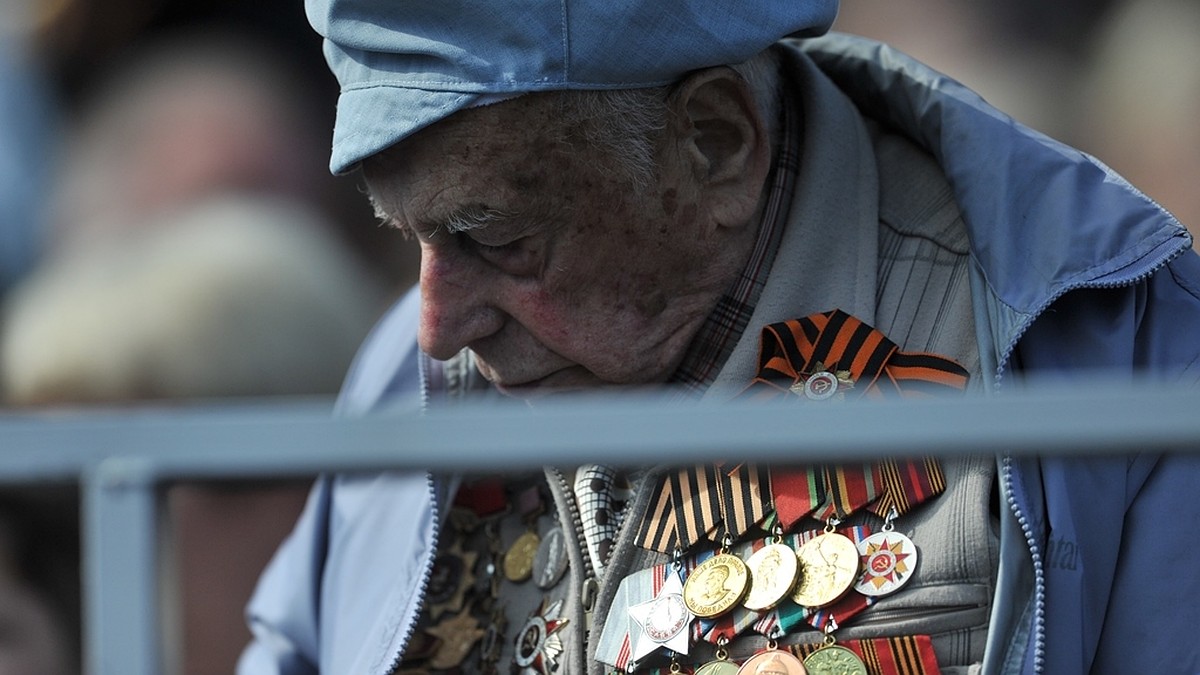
left=489, top=366, right=605, bottom=400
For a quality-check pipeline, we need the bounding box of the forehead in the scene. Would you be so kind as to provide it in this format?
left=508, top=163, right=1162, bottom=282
left=366, top=94, right=575, bottom=211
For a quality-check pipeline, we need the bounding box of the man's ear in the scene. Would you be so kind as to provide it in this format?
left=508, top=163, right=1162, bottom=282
left=669, top=66, right=772, bottom=230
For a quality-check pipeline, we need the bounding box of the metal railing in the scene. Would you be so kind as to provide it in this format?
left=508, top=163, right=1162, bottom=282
left=2, top=382, right=1199, bottom=674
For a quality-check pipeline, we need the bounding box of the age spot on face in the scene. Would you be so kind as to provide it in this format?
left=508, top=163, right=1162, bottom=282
left=661, top=188, right=679, bottom=216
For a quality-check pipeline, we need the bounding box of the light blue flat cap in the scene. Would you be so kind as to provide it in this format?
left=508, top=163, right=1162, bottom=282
left=306, top=0, right=839, bottom=174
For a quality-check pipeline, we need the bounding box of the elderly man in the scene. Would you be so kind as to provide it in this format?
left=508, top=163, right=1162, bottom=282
left=240, top=1, right=1200, bottom=674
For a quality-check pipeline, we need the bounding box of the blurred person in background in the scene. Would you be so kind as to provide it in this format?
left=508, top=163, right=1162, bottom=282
left=0, top=0, right=58, bottom=300
left=1, top=26, right=392, bottom=675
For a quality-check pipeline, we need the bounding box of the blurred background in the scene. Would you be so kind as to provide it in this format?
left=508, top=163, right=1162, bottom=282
left=0, top=0, right=1195, bottom=673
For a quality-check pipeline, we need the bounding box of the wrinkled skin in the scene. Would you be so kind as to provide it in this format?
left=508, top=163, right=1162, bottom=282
left=365, top=70, right=771, bottom=399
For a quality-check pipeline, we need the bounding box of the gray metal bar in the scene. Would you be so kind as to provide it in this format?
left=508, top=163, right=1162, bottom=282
left=83, top=457, right=160, bottom=675
left=2, top=385, right=1199, bottom=483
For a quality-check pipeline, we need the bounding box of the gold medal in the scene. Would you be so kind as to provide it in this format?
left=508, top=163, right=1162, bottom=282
left=503, top=530, right=540, bottom=582
left=802, top=644, right=866, bottom=675
left=683, top=553, right=750, bottom=618
left=791, top=532, right=859, bottom=608
left=742, top=542, right=800, bottom=611
left=735, top=649, right=809, bottom=674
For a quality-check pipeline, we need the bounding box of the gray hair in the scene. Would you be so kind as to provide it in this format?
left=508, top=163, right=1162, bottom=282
left=555, top=47, right=783, bottom=193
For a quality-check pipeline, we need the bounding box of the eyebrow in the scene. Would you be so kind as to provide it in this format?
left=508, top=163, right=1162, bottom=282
left=438, top=204, right=520, bottom=235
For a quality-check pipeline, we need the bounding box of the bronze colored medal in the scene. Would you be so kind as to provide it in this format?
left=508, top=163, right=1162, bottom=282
left=742, top=542, right=801, bottom=611
left=533, top=526, right=569, bottom=589
left=695, top=660, right=741, bottom=675
left=683, top=553, right=750, bottom=618
left=792, top=532, right=859, bottom=608
left=504, top=530, right=540, bottom=582
left=802, top=645, right=867, bottom=675
left=854, top=530, right=917, bottom=597
left=735, top=649, right=809, bottom=674
left=424, top=609, right=487, bottom=669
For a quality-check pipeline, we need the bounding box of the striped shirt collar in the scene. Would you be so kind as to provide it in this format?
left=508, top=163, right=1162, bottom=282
left=668, top=83, right=802, bottom=397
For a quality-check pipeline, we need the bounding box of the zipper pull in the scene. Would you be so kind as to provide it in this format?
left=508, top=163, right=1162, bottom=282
left=581, top=576, right=599, bottom=634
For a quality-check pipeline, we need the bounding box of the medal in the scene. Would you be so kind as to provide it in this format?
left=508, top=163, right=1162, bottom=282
left=696, top=661, right=741, bottom=675
left=683, top=552, right=750, bottom=618
left=803, top=644, right=866, bottom=675
left=695, top=637, right=739, bottom=675
left=792, top=531, right=858, bottom=608
left=426, top=540, right=478, bottom=618
left=505, top=483, right=547, bottom=583
left=735, top=649, right=809, bottom=674
left=533, top=526, right=569, bottom=589
left=424, top=609, right=486, bottom=669
left=789, top=361, right=854, bottom=402
left=742, top=541, right=800, bottom=611
left=513, top=598, right=569, bottom=675
left=854, top=529, right=916, bottom=597
left=627, top=566, right=693, bottom=661
left=504, top=530, right=540, bottom=582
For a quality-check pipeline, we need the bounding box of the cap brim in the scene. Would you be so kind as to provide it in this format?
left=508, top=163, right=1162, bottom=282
left=329, top=86, right=482, bottom=175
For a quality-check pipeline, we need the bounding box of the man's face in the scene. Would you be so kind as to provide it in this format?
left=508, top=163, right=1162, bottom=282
left=367, top=93, right=754, bottom=399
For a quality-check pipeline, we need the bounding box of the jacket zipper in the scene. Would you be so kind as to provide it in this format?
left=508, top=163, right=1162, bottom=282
left=385, top=471, right=443, bottom=675
left=545, top=468, right=599, bottom=647
left=385, top=353, right=442, bottom=675
left=990, top=233, right=1190, bottom=674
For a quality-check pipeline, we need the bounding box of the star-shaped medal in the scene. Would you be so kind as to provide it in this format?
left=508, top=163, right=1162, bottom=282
left=854, top=531, right=916, bottom=597
left=427, top=540, right=478, bottom=619
left=513, top=598, right=569, bottom=675
left=627, top=568, right=693, bottom=662
left=789, top=361, right=855, bottom=401
left=424, top=609, right=486, bottom=669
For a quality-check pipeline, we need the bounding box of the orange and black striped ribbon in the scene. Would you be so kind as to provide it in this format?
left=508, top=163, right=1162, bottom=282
left=789, top=635, right=941, bottom=675
left=668, top=464, right=723, bottom=550
left=869, top=457, right=947, bottom=520
left=635, top=475, right=680, bottom=554
left=742, top=310, right=969, bottom=401
left=717, top=462, right=771, bottom=540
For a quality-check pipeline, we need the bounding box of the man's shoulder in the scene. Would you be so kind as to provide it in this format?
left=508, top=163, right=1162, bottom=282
left=336, top=285, right=424, bottom=416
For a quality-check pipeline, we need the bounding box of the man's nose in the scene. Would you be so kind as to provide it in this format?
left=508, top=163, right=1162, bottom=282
left=417, top=246, right=501, bottom=360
